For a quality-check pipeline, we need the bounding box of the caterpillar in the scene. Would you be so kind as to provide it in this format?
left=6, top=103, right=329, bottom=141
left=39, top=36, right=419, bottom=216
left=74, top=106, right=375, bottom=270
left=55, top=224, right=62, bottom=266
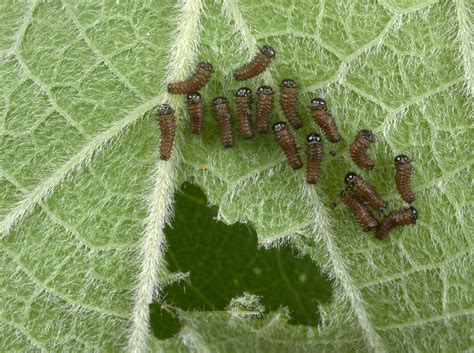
left=272, top=121, right=302, bottom=170
left=233, top=45, right=275, bottom=81
left=168, top=62, right=214, bottom=94
left=235, top=87, right=254, bottom=139
left=340, top=189, right=378, bottom=232
left=212, top=97, right=234, bottom=148
left=306, top=133, right=323, bottom=184
left=256, top=85, right=273, bottom=133
left=155, top=104, right=176, bottom=161
left=376, top=206, right=418, bottom=240
left=186, top=92, right=204, bottom=134
left=309, top=98, right=341, bottom=143
left=394, top=154, right=415, bottom=203
left=349, top=129, right=375, bottom=170
left=345, top=172, right=388, bottom=212
left=280, top=79, right=303, bottom=129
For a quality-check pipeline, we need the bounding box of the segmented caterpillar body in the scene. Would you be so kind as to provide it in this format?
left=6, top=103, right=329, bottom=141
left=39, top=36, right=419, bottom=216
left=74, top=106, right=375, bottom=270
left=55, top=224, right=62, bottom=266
left=309, top=98, right=341, bottom=143
left=376, top=207, right=418, bottom=240
left=256, top=86, right=273, bottom=133
left=349, top=129, right=375, bottom=170
left=155, top=104, right=176, bottom=161
left=212, top=97, right=234, bottom=148
left=186, top=92, right=204, bottom=134
left=394, top=154, right=415, bottom=203
left=340, top=189, right=378, bottom=232
left=235, top=87, right=254, bottom=139
left=345, top=172, right=388, bottom=212
left=234, top=45, right=275, bottom=81
left=306, top=133, right=323, bottom=184
left=280, top=79, right=303, bottom=129
left=272, top=121, right=302, bottom=170
left=168, top=62, right=213, bottom=94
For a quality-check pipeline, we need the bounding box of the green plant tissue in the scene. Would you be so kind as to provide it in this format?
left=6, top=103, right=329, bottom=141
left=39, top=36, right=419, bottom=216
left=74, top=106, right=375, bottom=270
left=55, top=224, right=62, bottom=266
left=0, top=0, right=472, bottom=352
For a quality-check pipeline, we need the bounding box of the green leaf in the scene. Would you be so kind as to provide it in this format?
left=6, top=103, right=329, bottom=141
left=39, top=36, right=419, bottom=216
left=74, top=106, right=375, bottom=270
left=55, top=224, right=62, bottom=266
left=150, top=183, right=332, bottom=336
left=0, top=0, right=472, bottom=352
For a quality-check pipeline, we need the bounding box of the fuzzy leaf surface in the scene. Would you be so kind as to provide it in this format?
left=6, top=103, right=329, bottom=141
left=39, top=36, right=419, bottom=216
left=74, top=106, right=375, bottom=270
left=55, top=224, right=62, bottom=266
left=0, top=0, right=472, bottom=352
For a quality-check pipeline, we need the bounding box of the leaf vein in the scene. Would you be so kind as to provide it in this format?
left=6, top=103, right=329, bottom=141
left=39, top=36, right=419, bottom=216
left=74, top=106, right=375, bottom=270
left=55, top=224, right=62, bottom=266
left=0, top=94, right=164, bottom=238
left=377, top=0, right=440, bottom=15
left=301, top=185, right=386, bottom=352
left=0, top=317, right=46, bottom=351
left=358, top=247, right=473, bottom=289
left=61, top=0, right=145, bottom=99
left=9, top=0, right=89, bottom=138
left=127, top=0, right=204, bottom=351
left=378, top=309, right=473, bottom=330
left=2, top=247, right=128, bottom=319
left=454, top=0, right=474, bottom=95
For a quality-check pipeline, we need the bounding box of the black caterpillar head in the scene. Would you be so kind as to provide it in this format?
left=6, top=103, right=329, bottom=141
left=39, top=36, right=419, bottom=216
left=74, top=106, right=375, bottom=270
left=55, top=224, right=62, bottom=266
left=236, top=87, right=252, bottom=97
left=212, top=96, right=227, bottom=105
left=344, top=172, right=357, bottom=185
left=272, top=121, right=287, bottom=133
left=281, top=79, right=297, bottom=89
left=309, top=98, right=327, bottom=110
left=409, top=206, right=418, bottom=223
left=394, top=154, right=411, bottom=165
left=186, top=92, right=202, bottom=103
left=257, top=86, right=273, bottom=95
left=156, top=104, right=174, bottom=116
left=260, top=45, right=276, bottom=58
left=199, top=62, right=213, bottom=72
left=307, top=132, right=322, bottom=145
left=360, top=129, right=375, bottom=142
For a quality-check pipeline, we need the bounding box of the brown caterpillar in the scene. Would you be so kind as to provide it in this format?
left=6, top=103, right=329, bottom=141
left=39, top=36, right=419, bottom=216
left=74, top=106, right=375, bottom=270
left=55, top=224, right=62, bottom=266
left=168, top=62, right=213, bottom=94
left=340, top=189, right=378, bottom=232
left=394, top=154, right=415, bottom=203
left=280, top=79, right=303, bottom=129
left=155, top=104, right=176, bottom=161
left=306, top=133, right=323, bottom=184
left=309, top=98, right=341, bottom=143
left=186, top=92, right=204, bottom=134
left=272, top=121, right=302, bottom=170
left=345, top=172, right=388, bottom=212
left=256, top=86, right=273, bottom=133
left=233, top=45, right=275, bottom=81
left=349, top=129, right=375, bottom=170
left=212, top=97, right=234, bottom=148
left=235, top=87, right=254, bottom=139
left=376, top=206, right=418, bottom=240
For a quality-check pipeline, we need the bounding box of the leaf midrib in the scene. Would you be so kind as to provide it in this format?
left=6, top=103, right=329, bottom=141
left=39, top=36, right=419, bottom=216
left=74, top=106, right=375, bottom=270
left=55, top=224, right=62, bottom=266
left=2, top=0, right=472, bottom=351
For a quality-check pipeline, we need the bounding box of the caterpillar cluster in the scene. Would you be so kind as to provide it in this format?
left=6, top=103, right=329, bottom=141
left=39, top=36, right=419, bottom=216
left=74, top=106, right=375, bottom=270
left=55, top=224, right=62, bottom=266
left=157, top=43, right=417, bottom=240
left=341, top=154, right=417, bottom=240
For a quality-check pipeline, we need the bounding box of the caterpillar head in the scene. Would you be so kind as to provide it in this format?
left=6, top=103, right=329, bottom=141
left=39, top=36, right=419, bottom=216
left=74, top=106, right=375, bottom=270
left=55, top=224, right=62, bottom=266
left=409, top=206, right=418, bottom=223
left=186, top=92, right=202, bottom=103
left=199, top=62, right=214, bottom=72
left=257, top=86, right=273, bottom=95
left=272, top=121, right=288, bottom=133
left=236, top=87, right=252, bottom=97
left=156, top=104, right=174, bottom=116
left=281, top=79, right=297, bottom=89
left=344, top=172, right=357, bottom=186
left=394, top=154, right=411, bottom=165
left=260, top=45, right=276, bottom=58
left=360, top=130, right=375, bottom=142
left=309, top=98, right=327, bottom=110
left=307, top=132, right=322, bottom=145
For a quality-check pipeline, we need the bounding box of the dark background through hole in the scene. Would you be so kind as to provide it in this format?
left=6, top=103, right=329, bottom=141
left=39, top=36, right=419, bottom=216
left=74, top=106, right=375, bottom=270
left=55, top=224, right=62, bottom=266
left=150, top=183, right=333, bottom=339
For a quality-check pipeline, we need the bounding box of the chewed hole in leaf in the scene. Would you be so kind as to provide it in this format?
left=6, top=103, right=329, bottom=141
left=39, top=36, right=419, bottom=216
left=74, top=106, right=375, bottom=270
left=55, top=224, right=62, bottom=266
left=150, top=305, right=182, bottom=340
left=150, top=183, right=333, bottom=339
